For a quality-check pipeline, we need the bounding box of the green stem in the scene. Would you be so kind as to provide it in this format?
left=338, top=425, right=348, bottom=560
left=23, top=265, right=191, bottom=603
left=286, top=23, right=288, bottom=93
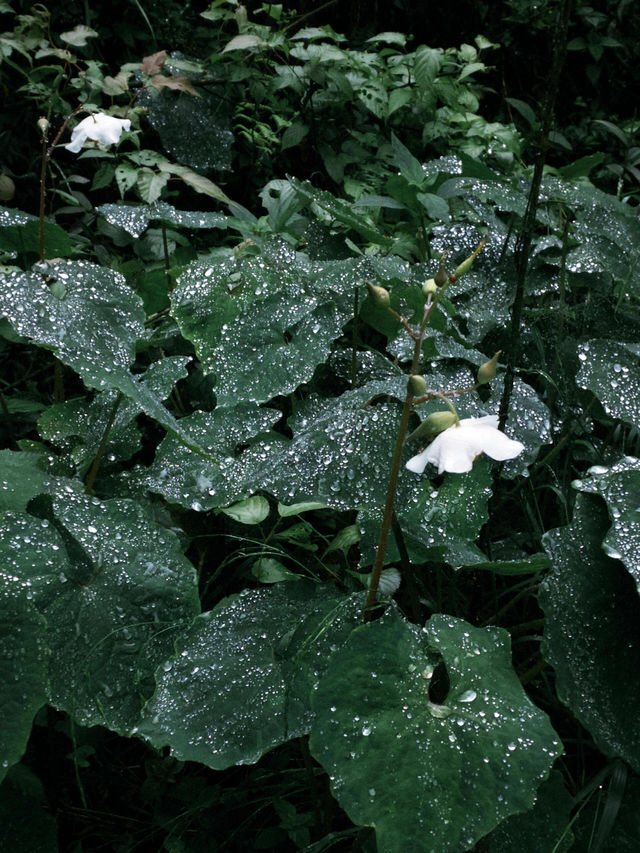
left=363, top=300, right=433, bottom=620
left=350, top=286, right=359, bottom=389
left=84, top=392, right=123, bottom=495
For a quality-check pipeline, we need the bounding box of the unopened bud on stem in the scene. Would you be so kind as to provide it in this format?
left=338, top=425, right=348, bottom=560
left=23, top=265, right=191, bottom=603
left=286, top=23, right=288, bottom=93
left=366, top=281, right=390, bottom=307
left=407, top=410, right=459, bottom=443
left=37, top=117, right=49, bottom=137
left=434, top=262, right=448, bottom=286
left=477, top=350, right=502, bottom=384
left=453, top=238, right=487, bottom=279
left=422, top=278, right=438, bottom=297
left=408, top=374, right=427, bottom=396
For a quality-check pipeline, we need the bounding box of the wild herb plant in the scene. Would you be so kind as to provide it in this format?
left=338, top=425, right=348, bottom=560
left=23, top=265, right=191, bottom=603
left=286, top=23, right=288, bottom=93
left=1, top=2, right=640, bottom=850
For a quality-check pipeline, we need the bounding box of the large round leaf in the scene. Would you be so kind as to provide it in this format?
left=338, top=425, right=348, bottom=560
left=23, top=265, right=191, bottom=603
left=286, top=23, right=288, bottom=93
left=0, top=576, right=49, bottom=783
left=310, top=609, right=561, bottom=853
left=0, top=496, right=199, bottom=734
left=540, top=492, right=640, bottom=771
left=577, top=340, right=640, bottom=428
left=139, top=584, right=362, bottom=769
left=572, top=457, right=640, bottom=594
left=0, top=261, right=210, bottom=459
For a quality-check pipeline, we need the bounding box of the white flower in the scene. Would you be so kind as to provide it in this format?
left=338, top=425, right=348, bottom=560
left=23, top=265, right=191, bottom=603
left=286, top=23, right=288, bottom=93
left=65, top=113, right=131, bottom=154
left=406, top=415, right=524, bottom=475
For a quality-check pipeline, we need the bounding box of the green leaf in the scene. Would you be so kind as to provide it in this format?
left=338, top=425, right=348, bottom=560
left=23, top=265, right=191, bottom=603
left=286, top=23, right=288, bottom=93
left=0, top=207, right=74, bottom=261
left=289, top=179, right=393, bottom=248
left=38, top=356, right=190, bottom=473
left=0, top=451, right=48, bottom=512
left=0, top=578, right=49, bottom=783
left=136, top=170, right=168, bottom=204
left=171, top=248, right=356, bottom=406
left=0, top=498, right=200, bottom=734
left=577, top=340, right=640, bottom=428
left=0, top=261, right=210, bottom=458
left=139, top=584, right=362, bottom=769
left=0, top=766, right=59, bottom=851
left=141, top=405, right=282, bottom=511
left=221, top=496, right=270, bottom=524
left=572, top=457, right=640, bottom=594
left=416, top=191, right=450, bottom=221
left=391, top=134, right=426, bottom=186
left=310, top=609, right=561, bottom=853
left=414, top=45, right=442, bottom=91
left=541, top=493, right=640, bottom=772
left=484, top=771, right=574, bottom=853
left=277, top=501, right=327, bottom=517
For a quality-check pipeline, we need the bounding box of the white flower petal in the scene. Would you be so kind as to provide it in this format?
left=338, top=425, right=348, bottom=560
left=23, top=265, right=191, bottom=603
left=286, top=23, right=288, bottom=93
left=65, top=113, right=131, bottom=153
left=406, top=414, right=524, bottom=476
left=406, top=447, right=431, bottom=474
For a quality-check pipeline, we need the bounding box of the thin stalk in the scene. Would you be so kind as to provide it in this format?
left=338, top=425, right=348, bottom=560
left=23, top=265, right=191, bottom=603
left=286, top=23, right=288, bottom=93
left=363, top=299, right=433, bottom=620
left=350, top=287, right=359, bottom=389
left=499, top=0, right=573, bottom=430
left=84, top=392, right=123, bottom=494
left=161, top=223, right=173, bottom=292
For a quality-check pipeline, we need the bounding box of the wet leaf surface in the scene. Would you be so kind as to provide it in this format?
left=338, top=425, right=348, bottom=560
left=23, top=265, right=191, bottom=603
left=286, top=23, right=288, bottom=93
left=310, top=608, right=561, bottom=853
left=541, top=493, right=640, bottom=771
left=140, top=584, right=362, bottom=769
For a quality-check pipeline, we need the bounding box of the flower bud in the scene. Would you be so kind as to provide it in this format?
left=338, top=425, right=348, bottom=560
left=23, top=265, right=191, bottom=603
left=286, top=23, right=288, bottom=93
left=434, top=262, right=448, bottom=286
left=366, top=281, right=390, bottom=307
left=0, top=175, right=15, bottom=202
left=422, top=278, right=438, bottom=297
left=408, top=374, right=427, bottom=396
left=407, top=410, right=458, bottom=443
left=453, top=238, right=487, bottom=279
left=37, top=117, right=49, bottom=136
left=477, top=350, right=502, bottom=385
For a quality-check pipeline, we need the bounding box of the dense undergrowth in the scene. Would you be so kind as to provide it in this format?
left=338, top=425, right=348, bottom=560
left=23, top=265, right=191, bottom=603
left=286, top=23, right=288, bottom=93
left=1, top=1, right=640, bottom=851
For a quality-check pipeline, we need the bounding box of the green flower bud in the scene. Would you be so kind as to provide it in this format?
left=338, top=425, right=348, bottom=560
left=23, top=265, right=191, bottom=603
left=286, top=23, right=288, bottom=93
left=37, top=117, right=49, bottom=137
left=366, top=281, right=390, bottom=307
left=434, top=262, right=448, bottom=286
left=0, top=175, right=15, bottom=202
left=406, top=410, right=458, bottom=443
left=408, top=374, right=427, bottom=396
left=422, top=278, right=438, bottom=297
left=453, top=238, right=487, bottom=279
left=477, top=350, right=502, bottom=385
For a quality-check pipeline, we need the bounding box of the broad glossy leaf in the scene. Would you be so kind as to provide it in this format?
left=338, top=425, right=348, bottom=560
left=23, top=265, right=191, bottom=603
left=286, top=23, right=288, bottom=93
left=0, top=451, right=48, bottom=512
left=310, top=609, right=561, bottom=853
left=221, top=495, right=270, bottom=524
left=541, top=493, right=640, bottom=771
left=141, top=405, right=282, bottom=510
left=572, top=457, right=640, bottom=594
left=139, top=584, right=362, bottom=769
left=97, top=201, right=227, bottom=238
left=577, top=339, right=640, bottom=428
left=171, top=248, right=361, bottom=406
left=0, top=206, right=73, bottom=260
left=38, top=356, right=190, bottom=473
left=0, top=497, right=199, bottom=734
left=142, top=89, right=233, bottom=173
left=0, top=261, right=210, bottom=457
left=484, top=770, right=573, bottom=853
left=0, top=577, right=49, bottom=783
left=254, top=380, right=420, bottom=512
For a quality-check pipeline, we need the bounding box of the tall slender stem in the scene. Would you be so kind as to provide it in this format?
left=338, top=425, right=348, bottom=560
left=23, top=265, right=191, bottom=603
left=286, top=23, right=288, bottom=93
left=84, top=392, right=123, bottom=494
left=363, top=300, right=433, bottom=620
